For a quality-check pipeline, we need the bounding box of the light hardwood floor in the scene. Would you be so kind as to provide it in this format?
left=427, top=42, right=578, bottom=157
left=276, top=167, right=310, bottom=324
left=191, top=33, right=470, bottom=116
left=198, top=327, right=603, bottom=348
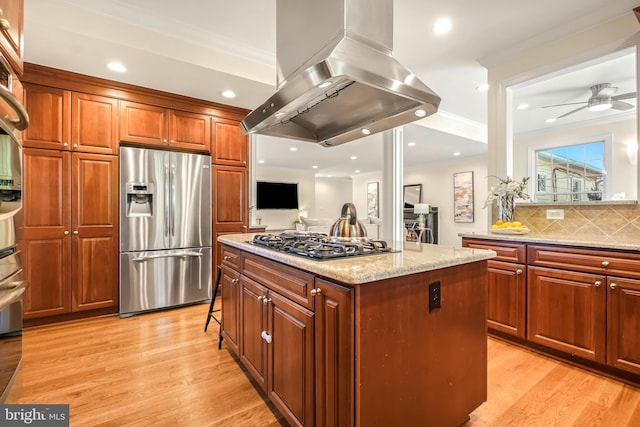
left=17, top=304, right=640, bottom=426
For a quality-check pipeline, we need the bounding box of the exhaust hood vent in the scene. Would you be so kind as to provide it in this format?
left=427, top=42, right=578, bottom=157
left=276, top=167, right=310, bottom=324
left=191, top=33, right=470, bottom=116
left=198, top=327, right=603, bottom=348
left=240, top=0, right=441, bottom=147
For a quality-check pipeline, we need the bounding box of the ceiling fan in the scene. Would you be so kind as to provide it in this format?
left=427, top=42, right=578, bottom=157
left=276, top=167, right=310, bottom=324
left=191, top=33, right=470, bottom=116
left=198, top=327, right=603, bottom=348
left=542, top=83, right=636, bottom=119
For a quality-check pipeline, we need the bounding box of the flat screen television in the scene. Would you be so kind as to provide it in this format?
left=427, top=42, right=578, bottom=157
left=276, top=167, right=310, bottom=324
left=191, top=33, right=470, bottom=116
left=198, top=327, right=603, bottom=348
left=256, top=181, right=299, bottom=210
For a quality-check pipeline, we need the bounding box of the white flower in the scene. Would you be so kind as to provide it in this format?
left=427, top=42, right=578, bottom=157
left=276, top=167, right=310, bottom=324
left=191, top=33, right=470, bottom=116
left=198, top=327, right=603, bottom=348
left=483, top=176, right=530, bottom=208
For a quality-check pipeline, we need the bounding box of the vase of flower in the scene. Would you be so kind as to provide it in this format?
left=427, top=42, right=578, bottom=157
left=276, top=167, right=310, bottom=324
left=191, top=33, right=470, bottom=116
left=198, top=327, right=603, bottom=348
left=498, top=194, right=515, bottom=222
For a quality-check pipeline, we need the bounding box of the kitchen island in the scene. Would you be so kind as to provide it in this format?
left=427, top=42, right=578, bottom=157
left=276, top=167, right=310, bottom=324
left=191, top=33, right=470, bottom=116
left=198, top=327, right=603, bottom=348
left=218, top=234, right=496, bottom=427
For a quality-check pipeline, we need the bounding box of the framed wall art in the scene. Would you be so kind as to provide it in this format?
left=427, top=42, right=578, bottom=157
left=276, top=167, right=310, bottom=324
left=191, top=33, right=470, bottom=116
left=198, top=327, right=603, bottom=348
left=453, top=171, right=474, bottom=223
left=367, top=182, right=379, bottom=218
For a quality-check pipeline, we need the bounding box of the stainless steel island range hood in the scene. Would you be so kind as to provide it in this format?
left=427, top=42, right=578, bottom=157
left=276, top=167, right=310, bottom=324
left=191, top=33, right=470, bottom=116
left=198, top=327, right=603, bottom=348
left=240, top=0, right=441, bottom=147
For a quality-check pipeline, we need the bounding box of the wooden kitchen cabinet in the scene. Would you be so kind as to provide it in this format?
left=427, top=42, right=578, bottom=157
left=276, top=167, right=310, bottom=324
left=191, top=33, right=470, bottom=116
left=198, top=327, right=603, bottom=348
left=212, top=165, right=247, bottom=269
left=212, top=118, right=247, bottom=167
left=314, top=279, right=354, bottom=427
left=22, top=148, right=118, bottom=319
left=23, top=84, right=119, bottom=154
left=120, top=100, right=211, bottom=151
left=0, top=0, right=23, bottom=75
left=527, top=265, right=606, bottom=362
left=220, top=265, right=241, bottom=356
left=607, top=276, right=640, bottom=375
left=462, top=238, right=526, bottom=338
left=23, top=84, right=70, bottom=150
left=240, top=275, right=268, bottom=390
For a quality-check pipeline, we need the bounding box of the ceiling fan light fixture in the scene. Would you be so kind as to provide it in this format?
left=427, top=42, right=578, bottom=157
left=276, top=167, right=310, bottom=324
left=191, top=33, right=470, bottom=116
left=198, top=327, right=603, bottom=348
left=588, top=98, right=613, bottom=112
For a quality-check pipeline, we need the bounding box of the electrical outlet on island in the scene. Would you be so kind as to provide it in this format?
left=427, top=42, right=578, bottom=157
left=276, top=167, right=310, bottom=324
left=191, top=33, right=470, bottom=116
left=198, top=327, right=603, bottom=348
left=546, top=209, right=564, bottom=220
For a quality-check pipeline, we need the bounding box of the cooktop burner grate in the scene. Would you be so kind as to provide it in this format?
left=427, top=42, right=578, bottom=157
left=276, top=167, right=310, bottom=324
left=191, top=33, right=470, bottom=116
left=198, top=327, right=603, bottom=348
left=250, top=232, right=392, bottom=260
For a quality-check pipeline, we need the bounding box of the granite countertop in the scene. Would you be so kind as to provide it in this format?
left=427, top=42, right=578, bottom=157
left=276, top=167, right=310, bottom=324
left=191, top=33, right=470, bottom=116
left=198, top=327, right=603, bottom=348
left=218, top=233, right=496, bottom=285
left=459, top=232, right=640, bottom=251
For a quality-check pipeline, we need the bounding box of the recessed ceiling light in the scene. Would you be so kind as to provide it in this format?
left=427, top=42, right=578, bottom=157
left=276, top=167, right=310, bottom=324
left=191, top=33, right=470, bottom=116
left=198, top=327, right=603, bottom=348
left=258, top=159, right=265, bottom=164
left=361, top=128, right=371, bottom=135
left=453, top=152, right=461, bottom=156
left=433, top=18, right=452, bottom=35
left=355, top=170, right=360, bottom=173
left=327, top=175, right=333, bottom=178
left=476, top=83, right=489, bottom=92
left=221, top=90, right=236, bottom=99
left=414, top=109, right=427, bottom=117
left=350, top=156, right=357, bottom=160
left=312, top=165, right=318, bottom=169
left=107, top=61, right=126, bottom=73
left=545, top=118, right=557, bottom=123
left=517, top=104, right=529, bottom=110
left=408, top=142, right=416, bottom=147
left=290, top=147, right=298, bottom=152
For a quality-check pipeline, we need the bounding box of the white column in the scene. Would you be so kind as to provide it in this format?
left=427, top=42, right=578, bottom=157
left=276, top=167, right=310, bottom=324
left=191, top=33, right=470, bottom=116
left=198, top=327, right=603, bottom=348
left=381, top=127, right=404, bottom=243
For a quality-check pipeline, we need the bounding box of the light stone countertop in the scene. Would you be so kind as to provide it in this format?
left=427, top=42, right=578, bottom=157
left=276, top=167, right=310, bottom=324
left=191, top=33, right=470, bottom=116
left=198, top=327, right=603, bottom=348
left=459, top=232, right=640, bottom=252
left=218, top=233, right=496, bottom=285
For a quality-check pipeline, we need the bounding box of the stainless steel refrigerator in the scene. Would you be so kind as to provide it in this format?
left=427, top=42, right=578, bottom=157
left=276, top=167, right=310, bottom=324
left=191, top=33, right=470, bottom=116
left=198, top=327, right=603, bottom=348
left=119, top=147, right=212, bottom=316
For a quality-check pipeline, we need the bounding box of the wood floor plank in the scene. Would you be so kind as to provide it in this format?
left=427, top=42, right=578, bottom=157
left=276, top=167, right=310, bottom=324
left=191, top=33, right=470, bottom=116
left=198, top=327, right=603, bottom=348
left=15, top=304, right=640, bottom=426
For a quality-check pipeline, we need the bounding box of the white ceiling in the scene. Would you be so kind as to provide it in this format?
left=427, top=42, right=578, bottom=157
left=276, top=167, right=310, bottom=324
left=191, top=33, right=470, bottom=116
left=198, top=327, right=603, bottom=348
left=23, top=0, right=640, bottom=177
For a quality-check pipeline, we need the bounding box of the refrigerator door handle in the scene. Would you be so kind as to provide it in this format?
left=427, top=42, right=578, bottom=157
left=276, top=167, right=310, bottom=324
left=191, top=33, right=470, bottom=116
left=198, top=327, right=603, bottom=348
left=171, top=164, right=176, bottom=238
left=164, top=161, right=170, bottom=239
left=132, top=252, right=204, bottom=262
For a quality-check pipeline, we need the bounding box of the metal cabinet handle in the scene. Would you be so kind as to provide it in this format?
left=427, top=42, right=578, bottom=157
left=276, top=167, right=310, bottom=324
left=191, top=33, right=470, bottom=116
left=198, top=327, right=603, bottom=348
left=231, top=278, right=238, bottom=284
left=63, top=230, right=69, bottom=235
left=73, top=144, right=78, bottom=148
left=73, top=231, right=78, bottom=235
left=63, top=142, right=68, bottom=147
left=310, top=288, right=322, bottom=296
left=0, top=18, right=10, bottom=31
left=261, top=331, right=272, bottom=344
left=257, top=295, right=264, bottom=302
left=610, top=282, right=617, bottom=290
left=602, top=261, right=609, bottom=267
left=262, top=297, right=271, bottom=305
left=0, top=81, right=29, bottom=130
left=223, top=255, right=230, bottom=261
left=594, top=280, right=601, bottom=288
left=516, top=269, right=523, bottom=275
left=163, top=139, right=168, bottom=143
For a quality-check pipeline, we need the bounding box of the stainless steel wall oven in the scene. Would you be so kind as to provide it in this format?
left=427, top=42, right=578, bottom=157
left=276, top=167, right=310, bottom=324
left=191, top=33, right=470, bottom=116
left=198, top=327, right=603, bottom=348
left=0, top=53, right=29, bottom=403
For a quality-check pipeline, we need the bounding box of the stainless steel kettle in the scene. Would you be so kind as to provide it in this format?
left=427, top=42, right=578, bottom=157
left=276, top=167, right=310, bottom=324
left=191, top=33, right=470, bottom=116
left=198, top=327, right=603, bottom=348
left=329, top=203, right=369, bottom=243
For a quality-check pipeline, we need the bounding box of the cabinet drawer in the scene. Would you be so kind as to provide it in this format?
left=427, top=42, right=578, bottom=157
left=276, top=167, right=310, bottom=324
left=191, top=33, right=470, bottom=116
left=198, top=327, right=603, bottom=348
left=462, top=238, right=525, bottom=263
left=242, top=253, right=314, bottom=310
left=221, top=245, right=240, bottom=270
left=528, top=245, right=640, bottom=279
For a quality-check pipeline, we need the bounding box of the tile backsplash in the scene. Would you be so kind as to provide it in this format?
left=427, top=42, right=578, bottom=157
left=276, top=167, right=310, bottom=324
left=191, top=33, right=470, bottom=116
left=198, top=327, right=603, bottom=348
left=515, top=203, right=640, bottom=243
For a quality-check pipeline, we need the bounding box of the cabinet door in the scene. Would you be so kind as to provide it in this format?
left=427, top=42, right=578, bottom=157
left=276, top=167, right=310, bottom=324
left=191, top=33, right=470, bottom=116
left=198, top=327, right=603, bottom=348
left=528, top=266, right=606, bottom=362
left=212, top=118, right=247, bottom=166
left=23, top=84, right=71, bottom=150
left=607, top=276, right=640, bottom=375
left=212, top=165, right=247, bottom=268
left=22, top=148, right=71, bottom=318
left=71, top=153, right=118, bottom=311
left=0, top=0, right=23, bottom=75
left=71, top=93, right=119, bottom=154
left=487, top=260, right=526, bottom=338
left=119, top=101, right=168, bottom=146
left=221, top=265, right=241, bottom=355
left=169, top=110, right=211, bottom=152
left=314, top=279, right=354, bottom=427
left=268, top=290, right=315, bottom=427
left=240, top=275, right=268, bottom=391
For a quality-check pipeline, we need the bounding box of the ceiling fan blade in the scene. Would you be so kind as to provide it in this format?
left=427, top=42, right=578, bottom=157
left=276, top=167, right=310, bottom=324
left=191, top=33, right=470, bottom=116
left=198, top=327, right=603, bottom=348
left=557, top=105, right=588, bottom=118
left=541, top=102, right=587, bottom=108
left=612, top=92, right=636, bottom=101
left=612, top=100, right=635, bottom=111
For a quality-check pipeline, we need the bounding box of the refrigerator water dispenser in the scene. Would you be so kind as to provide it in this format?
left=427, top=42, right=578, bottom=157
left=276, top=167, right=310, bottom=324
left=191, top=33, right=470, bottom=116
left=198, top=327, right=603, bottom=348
left=126, top=182, right=154, bottom=217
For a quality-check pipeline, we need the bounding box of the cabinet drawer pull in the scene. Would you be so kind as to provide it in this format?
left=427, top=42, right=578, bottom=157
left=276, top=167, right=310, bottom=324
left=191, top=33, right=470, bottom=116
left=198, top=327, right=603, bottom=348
left=516, top=269, right=523, bottom=275
left=594, top=280, right=601, bottom=288
left=73, top=231, right=78, bottom=235
left=310, top=288, right=322, bottom=296
left=231, top=278, right=238, bottom=284
left=73, top=144, right=78, bottom=148
left=261, top=330, right=272, bottom=343
left=223, top=255, right=231, bottom=261
left=63, top=142, right=68, bottom=147
left=257, top=295, right=264, bottom=302
left=262, top=297, right=271, bottom=305
left=601, top=261, right=609, bottom=267
left=0, top=18, right=10, bottom=31
left=63, top=230, right=69, bottom=235
left=610, top=282, right=617, bottom=290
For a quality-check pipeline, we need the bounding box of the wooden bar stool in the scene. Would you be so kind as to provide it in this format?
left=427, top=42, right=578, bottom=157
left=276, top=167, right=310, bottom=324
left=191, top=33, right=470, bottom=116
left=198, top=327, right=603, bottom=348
left=204, top=265, right=223, bottom=349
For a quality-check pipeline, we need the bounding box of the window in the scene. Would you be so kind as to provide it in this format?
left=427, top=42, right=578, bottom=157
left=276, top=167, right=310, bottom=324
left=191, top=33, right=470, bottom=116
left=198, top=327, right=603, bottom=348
left=534, top=140, right=605, bottom=202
